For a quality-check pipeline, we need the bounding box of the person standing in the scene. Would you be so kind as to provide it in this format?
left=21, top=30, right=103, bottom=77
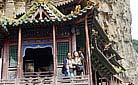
left=73, top=51, right=84, bottom=75
left=63, top=53, right=74, bottom=77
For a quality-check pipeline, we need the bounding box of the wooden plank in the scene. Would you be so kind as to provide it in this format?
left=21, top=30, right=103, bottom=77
left=85, top=15, right=93, bottom=85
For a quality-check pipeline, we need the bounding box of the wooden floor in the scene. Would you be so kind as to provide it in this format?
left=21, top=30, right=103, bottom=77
left=0, top=75, right=89, bottom=85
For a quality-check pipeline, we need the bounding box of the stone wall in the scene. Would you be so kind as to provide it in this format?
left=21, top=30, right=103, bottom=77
left=0, top=0, right=25, bottom=18
left=95, top=0, right=138, bottom=84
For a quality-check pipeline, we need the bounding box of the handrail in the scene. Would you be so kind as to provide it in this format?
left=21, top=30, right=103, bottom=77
left=23, top=71, right=54, bottom=78
left=0, top=75, right=89, bottom=85
left=24, top=71, right=54, bottom=74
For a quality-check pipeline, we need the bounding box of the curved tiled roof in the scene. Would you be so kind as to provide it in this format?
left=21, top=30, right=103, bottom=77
left=52, top=0, right=74, bottom=7
left=92, top=38, right=125, bottom=77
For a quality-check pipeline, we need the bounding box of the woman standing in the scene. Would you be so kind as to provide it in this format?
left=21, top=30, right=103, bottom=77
left=73, top=51, right=84, bottom=75
left=63, top=52, right=74, bottom=77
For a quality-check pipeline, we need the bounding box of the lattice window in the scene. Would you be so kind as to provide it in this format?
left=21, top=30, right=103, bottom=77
left=8, top=70, right=16, bottom=79
left=57, top=42, right=69, bottom=64
left=9, top=46, right=18, bottom=67
left=23, top=27, right=52, bottom=38
left=9, top=30, right=18, bottom=39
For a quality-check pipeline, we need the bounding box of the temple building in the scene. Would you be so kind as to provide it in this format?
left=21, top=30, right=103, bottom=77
left=0, top=0, right=128, bottom=85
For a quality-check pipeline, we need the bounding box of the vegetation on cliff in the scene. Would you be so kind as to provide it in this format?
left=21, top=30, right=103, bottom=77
left=132, top=39, right=138, bottom=53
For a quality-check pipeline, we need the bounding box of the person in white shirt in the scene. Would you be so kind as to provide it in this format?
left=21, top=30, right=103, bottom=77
left=73, top=51, right=84, bottom=75
left=63, top=52, right=74, bottom=77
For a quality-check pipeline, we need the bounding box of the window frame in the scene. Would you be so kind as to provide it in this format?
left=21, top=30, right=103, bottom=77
left=9, top=45, right=18, bottom=67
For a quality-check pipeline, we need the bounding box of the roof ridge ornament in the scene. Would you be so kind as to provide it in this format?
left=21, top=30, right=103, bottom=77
left=38, top=0, right=45, bottom=3
left=75, top=5, right=81, bottom=13
left=87, top=0, right=95, bottom=7
left=37, top=0, right=52, bottom=4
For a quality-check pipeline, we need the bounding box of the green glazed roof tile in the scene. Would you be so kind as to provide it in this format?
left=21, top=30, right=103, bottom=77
left=0, top=0, right=95, bottom=29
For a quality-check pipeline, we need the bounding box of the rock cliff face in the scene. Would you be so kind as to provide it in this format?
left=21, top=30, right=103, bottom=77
left=0, top=0, right=137, bottom=84
left=96, top=0, right=138, bottom=84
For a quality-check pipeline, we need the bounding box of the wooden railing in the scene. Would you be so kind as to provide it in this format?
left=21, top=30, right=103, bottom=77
left=0, top=74, right=89, bottom=85
left=0, top=79, right=16, bottom=85
left=19, top=77, right=54, bottom=85
left=23, top=71, right=54, bottom=78
left=57, top=75, right=89, bottom=85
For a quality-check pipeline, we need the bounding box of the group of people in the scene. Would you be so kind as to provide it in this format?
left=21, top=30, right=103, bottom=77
left=62, top=51, right=84, bottom=77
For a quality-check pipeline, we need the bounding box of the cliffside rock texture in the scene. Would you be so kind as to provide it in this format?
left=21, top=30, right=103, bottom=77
left=96, top=0, right=138, bottom=84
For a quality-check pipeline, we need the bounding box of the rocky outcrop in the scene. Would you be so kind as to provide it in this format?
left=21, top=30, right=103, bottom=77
left=4, top=0, right=25, bottom=18
left=96, top=0, right=138, bottom=84
left=5, top=0, right=15, bottom=18
left=0, top=0, right=4, bottom=16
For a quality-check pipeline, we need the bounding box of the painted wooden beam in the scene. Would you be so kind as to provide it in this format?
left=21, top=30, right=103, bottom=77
left=85, top=15, right=93, bottom=85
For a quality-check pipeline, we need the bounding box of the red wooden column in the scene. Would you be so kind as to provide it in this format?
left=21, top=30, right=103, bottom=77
left=53, top=24, right=57, bottom=84
left=85, top=15, right=93, bottom=85
left=17, top=27, right=22, bottom=78
left=0, top=47, right=3, bottom=79
left=2, top=39, right=9, bottom=79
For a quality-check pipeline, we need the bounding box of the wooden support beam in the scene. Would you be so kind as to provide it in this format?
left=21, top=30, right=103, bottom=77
left=2, top=40, right=9, bottom=79
left=31, top=8, right=40, bottom=19
left=53, top=24, right=57, bottom=85
left=101, top=78, right=103, bottom=85
left=39, top=6, right=43, bottom=19
left=75, top=9, right=94, bottom=24
left=95, top=71, right=98, bottom=85
left=0, top=48, right=3, bottom=79
left=75, top=17, right=85, bottom=24
left=72, top=32, right=76, bottom=52
left=85, top=15, right=93, bottom=85
left=17, top=27, right=22, bottom=78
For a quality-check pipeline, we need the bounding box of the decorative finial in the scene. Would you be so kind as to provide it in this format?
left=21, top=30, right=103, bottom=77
left=95, top=2, right=99, bottom=8
left=87, top=0, right=95, bottom=6
left=39, top=0, right=44, bottom=3
left=75, top=5, right=81, bottom=13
